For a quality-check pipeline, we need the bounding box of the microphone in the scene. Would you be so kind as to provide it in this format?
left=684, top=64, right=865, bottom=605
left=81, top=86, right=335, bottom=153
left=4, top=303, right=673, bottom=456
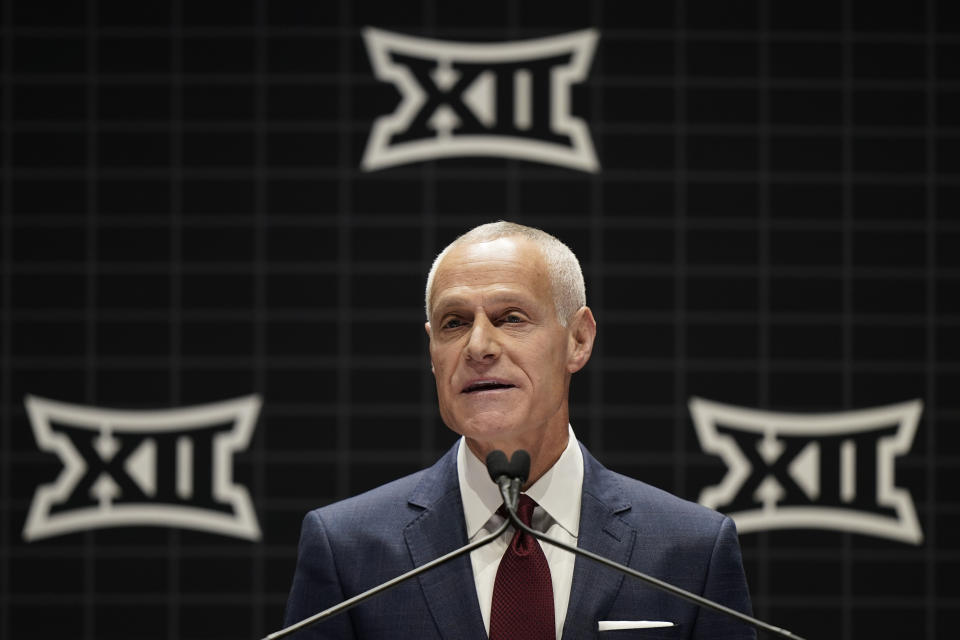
left=485, top=449, right=530, bottom=512
left=497, top=449, right=807, bottom=640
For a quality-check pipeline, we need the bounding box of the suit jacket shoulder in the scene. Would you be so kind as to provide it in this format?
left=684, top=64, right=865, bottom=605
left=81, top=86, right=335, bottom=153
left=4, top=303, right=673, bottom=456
left=284, top=444, right=486, bottom=640
left=566, top=444, right=755, bottom=640
left=582, top=447, right=729, bottom=545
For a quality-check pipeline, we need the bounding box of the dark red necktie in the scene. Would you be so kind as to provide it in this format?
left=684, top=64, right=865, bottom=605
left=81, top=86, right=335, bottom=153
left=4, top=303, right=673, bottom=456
left=489, top=494, right=555, bottom=640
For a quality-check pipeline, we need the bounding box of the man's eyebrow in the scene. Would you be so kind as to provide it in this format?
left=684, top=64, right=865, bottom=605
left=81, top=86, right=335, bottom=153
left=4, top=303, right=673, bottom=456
left=432, top=296, right=468, bottom=314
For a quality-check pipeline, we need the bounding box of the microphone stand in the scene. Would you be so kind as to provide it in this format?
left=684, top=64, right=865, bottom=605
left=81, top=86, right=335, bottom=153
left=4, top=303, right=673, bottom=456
left=262, top=517, right=511, bottom=640
left=496, top=484, right=808, bottom=640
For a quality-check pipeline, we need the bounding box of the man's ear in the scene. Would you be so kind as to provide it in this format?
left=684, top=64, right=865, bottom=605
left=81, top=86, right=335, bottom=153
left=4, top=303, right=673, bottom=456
left=566, top=306, right=596, bottom=373
left=424, top=322, right=435, bottom=374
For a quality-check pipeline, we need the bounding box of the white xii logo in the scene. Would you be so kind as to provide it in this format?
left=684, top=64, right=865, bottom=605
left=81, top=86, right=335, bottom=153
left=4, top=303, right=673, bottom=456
left=691, top=397, right=923, bottom=545
left=362, top=27, right=599, bottom=172
left=23, top=394, right=262, bottom=541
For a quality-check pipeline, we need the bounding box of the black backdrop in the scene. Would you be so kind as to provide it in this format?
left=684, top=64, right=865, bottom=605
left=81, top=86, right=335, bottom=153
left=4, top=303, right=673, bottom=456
left=2, top=0, right=959, bottom=638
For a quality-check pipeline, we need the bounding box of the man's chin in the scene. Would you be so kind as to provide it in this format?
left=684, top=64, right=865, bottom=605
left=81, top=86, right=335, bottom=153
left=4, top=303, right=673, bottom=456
left=453, top=415, right=524, bottom=444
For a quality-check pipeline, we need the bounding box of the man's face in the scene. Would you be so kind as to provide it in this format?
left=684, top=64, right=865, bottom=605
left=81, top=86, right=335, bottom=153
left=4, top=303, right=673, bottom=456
left=426, top=237, right=586, bottom=450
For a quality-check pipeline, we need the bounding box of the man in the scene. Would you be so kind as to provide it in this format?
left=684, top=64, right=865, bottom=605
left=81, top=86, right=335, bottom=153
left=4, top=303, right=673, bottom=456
left=284, top=222, right=755, bottom=639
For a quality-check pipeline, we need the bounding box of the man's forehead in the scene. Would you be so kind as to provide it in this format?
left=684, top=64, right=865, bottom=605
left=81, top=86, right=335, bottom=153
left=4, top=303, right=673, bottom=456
left=437, top=237, right=544, bottom=276
left=429, top=238, right=552, bottom=314
left=434, top=237, right=544, bottom=280
left=432, top=286, right=539, bottom=312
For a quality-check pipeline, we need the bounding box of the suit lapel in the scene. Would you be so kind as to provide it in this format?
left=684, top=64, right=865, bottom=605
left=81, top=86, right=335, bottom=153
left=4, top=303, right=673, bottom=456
left=561, top=446, right=637, bottom=640
left=404, top=445, right=487, bottom=640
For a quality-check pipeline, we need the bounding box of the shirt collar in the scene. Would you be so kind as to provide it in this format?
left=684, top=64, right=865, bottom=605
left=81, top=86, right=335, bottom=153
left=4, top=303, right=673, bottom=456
left=457, top=425, right=584, bottom=539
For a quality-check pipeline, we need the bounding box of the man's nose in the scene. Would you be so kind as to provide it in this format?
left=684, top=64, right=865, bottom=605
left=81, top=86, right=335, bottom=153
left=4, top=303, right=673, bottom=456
left=464, top=315, right=501, bottom=362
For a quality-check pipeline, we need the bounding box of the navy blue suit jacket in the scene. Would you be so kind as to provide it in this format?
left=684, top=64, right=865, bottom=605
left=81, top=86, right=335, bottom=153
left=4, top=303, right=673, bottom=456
left=284, top=443, right=755, bottom=639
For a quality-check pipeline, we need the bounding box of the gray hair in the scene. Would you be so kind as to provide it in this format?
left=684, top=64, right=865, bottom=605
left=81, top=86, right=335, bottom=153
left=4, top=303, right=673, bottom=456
left=425, top=221, right=586, bottom=326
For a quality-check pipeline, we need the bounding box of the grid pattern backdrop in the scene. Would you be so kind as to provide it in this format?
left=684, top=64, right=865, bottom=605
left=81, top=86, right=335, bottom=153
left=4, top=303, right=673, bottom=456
left=2, top=0, right=959, bottom=638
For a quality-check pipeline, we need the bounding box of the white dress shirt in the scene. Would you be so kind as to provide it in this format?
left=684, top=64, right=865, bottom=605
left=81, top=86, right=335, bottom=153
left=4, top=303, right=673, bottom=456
left=456, top=426, right=584, bottom=639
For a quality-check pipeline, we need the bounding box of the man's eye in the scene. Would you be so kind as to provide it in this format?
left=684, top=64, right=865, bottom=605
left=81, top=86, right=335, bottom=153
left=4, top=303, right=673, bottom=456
left=443, top=318, right=465, bottom=329
left=502, top=314, right=524, bottom=324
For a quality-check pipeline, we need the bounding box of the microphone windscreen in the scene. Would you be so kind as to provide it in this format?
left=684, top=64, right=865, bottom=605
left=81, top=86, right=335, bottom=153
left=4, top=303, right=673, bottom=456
left=485, top=450, right=510, bottom=483
left=508, top=450, right=531, bottom=484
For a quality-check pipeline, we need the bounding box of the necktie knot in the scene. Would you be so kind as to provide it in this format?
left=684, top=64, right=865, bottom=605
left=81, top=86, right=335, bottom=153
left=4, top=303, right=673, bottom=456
left=499, top=493, right=538, bottom=527
left=506, top=494, right=540, bottom=555
left=515, top=493, right=537, bottom=527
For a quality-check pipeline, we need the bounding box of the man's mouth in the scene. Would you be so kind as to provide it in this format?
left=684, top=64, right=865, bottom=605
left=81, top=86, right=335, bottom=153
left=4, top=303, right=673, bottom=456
left=461, top=380, right=516, bottom=394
